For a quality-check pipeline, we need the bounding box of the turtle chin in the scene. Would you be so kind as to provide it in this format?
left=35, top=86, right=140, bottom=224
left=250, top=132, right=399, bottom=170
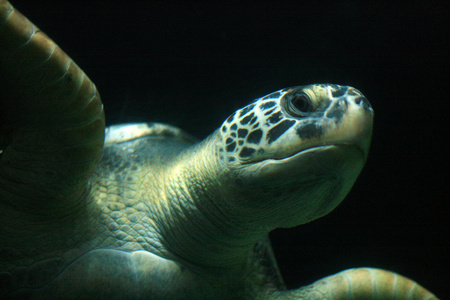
left=235, top=144, right=366, bottom=228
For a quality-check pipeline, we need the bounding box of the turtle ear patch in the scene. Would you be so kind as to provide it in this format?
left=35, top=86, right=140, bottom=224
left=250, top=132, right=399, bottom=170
left=218, top=91, right=292, bottom=162
left=221, top=115, right=262, bottom=157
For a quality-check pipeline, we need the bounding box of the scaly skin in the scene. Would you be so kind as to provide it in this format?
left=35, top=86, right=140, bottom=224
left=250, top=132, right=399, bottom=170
left=0, top=1, right=439, bottom=299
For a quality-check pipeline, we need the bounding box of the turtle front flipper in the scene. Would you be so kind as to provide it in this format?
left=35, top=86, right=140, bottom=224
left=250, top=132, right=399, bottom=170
left=275, top=268, right=438, bottom=299
left=0, top=1, right=104, bottom=213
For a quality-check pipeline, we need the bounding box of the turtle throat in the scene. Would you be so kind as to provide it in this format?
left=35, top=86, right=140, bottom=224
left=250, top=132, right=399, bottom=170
left=155, top=135, right=265, bottom=271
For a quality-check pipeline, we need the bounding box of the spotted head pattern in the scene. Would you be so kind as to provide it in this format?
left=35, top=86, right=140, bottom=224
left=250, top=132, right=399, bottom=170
left=217, top=84, right=373, bottom=164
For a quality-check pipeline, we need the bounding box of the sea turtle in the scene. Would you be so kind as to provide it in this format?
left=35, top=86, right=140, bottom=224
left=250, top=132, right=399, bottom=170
left=0, top=1, right=438, bottom=299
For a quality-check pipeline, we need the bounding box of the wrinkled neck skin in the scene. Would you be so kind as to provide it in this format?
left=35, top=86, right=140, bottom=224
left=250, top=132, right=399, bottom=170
left=153, top=131, right=268, bottom=273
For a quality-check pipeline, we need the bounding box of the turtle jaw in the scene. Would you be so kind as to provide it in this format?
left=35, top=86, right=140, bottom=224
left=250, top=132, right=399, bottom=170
left=235, top=144, right=366, bottom=228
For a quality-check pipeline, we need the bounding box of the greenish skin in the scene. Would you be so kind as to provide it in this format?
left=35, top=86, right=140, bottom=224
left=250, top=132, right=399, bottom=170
left=0, top=1, right=438, bottom=299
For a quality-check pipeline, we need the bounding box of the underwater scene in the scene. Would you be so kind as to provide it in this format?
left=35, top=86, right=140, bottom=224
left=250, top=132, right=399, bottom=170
left=0, top=0, right=447, bottom=298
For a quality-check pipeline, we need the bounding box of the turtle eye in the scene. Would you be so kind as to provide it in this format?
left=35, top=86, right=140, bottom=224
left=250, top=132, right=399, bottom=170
left=286, top=93, right=313, bottom=117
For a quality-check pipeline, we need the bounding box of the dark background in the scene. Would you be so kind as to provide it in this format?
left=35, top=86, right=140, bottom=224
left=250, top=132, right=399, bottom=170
left=12, top=0, right=448, bottom=297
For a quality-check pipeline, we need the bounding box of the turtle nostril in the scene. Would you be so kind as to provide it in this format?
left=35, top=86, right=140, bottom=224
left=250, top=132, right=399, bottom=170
left=355, top=96, right=372, bottom=110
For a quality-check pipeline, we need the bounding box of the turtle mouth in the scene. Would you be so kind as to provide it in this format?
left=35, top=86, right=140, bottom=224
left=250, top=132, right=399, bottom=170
left=239, top=143, right=366, bottom=177
left=241, top=142, right=365, bottom=166
left=286, top=143, right=365, bottom=162
left=261, top=143, right=365, bottom=167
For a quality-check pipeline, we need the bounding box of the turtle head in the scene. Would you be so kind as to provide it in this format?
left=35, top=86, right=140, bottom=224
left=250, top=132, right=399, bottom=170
left=216, top=84, right=373, bottom=228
